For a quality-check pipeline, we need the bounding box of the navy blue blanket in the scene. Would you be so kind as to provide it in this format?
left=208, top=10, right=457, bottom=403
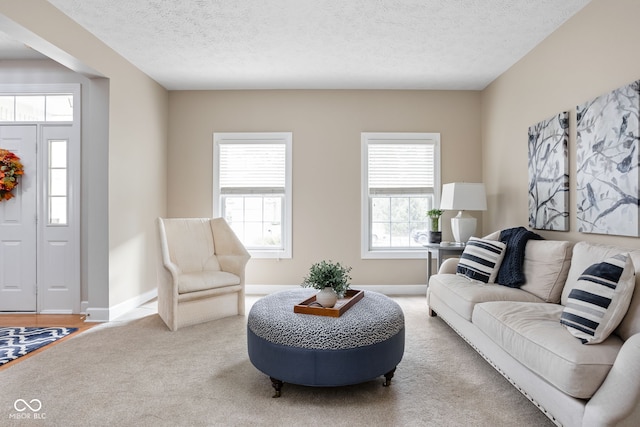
left=496, top=227, right=543, bottom=287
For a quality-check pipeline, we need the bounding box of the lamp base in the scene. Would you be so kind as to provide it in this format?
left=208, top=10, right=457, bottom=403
left=451, top=211, right=477, bottom=243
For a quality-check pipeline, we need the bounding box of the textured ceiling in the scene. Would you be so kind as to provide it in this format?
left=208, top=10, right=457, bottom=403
left=18, top=1, right=591, bottom=89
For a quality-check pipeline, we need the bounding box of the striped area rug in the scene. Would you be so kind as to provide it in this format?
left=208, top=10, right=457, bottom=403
left=0, top=327, right=78, bottom=366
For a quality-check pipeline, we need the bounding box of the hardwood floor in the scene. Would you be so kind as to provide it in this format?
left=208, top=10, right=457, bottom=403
left=0, top=314, right=88, bottom=327
left=0, top=314, right=93, bottom=372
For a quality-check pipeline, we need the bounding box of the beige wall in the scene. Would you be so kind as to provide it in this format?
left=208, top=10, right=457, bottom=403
left=169, top=90, right=481, bottom=286
left=0, top=0, right=169, bottom=313
left=107, top=68, right=168, bottom=308
left=482, top=0, right=640, bottom=249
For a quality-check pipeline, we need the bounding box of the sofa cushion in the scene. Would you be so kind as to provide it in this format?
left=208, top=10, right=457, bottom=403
left=473, top=301, right=623, bottom=399
left=561, top=253, right=635, bottom=344
left=482, top=230, right=501, bottom=240
left=428, top=274, right=543, bottom=321
left=178, top=271, right=240, bottom=294
left=520, top=240, right=573, bottom=303
left=456, top=237, right=506, bottom=283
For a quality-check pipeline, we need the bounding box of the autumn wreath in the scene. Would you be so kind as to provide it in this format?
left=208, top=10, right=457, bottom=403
left=0, top=148, right=24, bottom=201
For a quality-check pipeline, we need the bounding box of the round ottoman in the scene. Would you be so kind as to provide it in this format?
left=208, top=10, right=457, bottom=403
left=247, top=289, right=405, bottom=397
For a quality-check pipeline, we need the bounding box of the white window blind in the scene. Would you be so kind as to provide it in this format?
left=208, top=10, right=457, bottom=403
left=368, top=143, right=435, bottom=194
left=219, top=144, right=285, bottom=194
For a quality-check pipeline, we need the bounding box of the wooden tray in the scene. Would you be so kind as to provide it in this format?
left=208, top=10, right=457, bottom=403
left=294, top=289, right=364, bottom=317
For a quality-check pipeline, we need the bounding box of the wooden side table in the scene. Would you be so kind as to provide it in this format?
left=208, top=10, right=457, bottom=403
left=424, top=243, right=465, bottom=282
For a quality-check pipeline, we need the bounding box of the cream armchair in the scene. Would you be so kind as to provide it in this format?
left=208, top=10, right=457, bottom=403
left=156, top=217, right=251, bottom=331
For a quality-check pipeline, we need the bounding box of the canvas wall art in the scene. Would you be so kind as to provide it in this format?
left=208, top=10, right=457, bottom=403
left=528, top=111, right=569, bottom=231
left=576, top=80, right=640, bottom=236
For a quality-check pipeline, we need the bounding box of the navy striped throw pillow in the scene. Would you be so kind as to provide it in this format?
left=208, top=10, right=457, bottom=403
left=456, top=237, right=507, bottom=283
left=561, top=253, right=635, bottom=344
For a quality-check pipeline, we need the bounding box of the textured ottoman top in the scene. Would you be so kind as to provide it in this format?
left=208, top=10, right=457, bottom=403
left=248, top=289, right=404, bottom=350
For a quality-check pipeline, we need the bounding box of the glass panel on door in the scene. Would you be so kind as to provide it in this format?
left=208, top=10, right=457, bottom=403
left=48, top=139, right=68, bottom=225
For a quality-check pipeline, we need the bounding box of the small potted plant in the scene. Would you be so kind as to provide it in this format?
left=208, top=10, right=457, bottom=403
left=302, top=260, right=352, bottom=308
left=427, top=209, right=443, bottom=244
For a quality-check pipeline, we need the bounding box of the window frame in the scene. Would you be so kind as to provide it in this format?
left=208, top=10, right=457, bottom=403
left=361, top=132, right=441, bottom=259
left=0, top=93, right=74, bottom=122
left=213, top=132, right=292, bottom=259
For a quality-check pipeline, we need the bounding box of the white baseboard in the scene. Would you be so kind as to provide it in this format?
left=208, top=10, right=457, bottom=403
left=38, top=310, right=73, bottom=315
left=246, top=284, right=427, bottom=296
left=84, top=284, right=425, bottom=322
left=85, top=288, right=158, bottom=322
left=85, top=307, right=110, bottom=322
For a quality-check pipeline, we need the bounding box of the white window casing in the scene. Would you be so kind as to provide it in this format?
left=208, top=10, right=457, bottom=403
left=213, top=132, right=292, bottom=259
left=361, top=132, right=441, bottom=259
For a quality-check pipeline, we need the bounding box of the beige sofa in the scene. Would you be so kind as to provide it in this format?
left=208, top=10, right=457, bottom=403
left=427, top=237, right=640, bottom=427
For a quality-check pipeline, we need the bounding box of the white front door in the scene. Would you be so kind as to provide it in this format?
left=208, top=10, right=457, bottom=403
left=0, top=126, right=37, bottom=311
left=0, top=85, right=81, bottom=314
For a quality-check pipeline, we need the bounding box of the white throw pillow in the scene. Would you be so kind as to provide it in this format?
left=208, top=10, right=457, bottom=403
left=456, top=237, right=507, bottom=284
left=560, top=253, right=635, bottom=344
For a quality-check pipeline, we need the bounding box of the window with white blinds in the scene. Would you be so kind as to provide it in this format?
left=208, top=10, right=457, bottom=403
left=361, top=133, right=441, bottom=259
left=214, top=132, right=292, bottom=259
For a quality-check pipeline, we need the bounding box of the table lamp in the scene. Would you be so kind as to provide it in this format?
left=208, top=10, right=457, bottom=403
left=440, top=182, right=487, bottom=244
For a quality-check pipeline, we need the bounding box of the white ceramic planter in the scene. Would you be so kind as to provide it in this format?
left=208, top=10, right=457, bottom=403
left=316, top=287, right=338, bottom=308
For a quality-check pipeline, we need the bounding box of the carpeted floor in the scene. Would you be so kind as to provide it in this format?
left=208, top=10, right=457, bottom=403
left=0, top=295, right=554, bottom=426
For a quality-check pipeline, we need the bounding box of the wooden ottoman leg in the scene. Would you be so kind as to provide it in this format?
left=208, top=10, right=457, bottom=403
left=383, top=368, right=396, bottom=387
left=270, top=377, right=283, bottom=398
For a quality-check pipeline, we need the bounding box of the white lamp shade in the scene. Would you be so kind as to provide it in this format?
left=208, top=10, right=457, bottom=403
left=440, top=183, right=487, bottom=211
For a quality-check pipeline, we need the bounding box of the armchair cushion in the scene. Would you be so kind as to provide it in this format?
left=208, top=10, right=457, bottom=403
left=163, top=218, right=221, bottom=273
left=178, top=271, right=241, bottom=294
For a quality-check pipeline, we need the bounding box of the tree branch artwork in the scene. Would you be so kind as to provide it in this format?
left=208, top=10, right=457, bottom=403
left=576, top=79, right=640, bottom=236
left=528, top=112, right=569, bottom=231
